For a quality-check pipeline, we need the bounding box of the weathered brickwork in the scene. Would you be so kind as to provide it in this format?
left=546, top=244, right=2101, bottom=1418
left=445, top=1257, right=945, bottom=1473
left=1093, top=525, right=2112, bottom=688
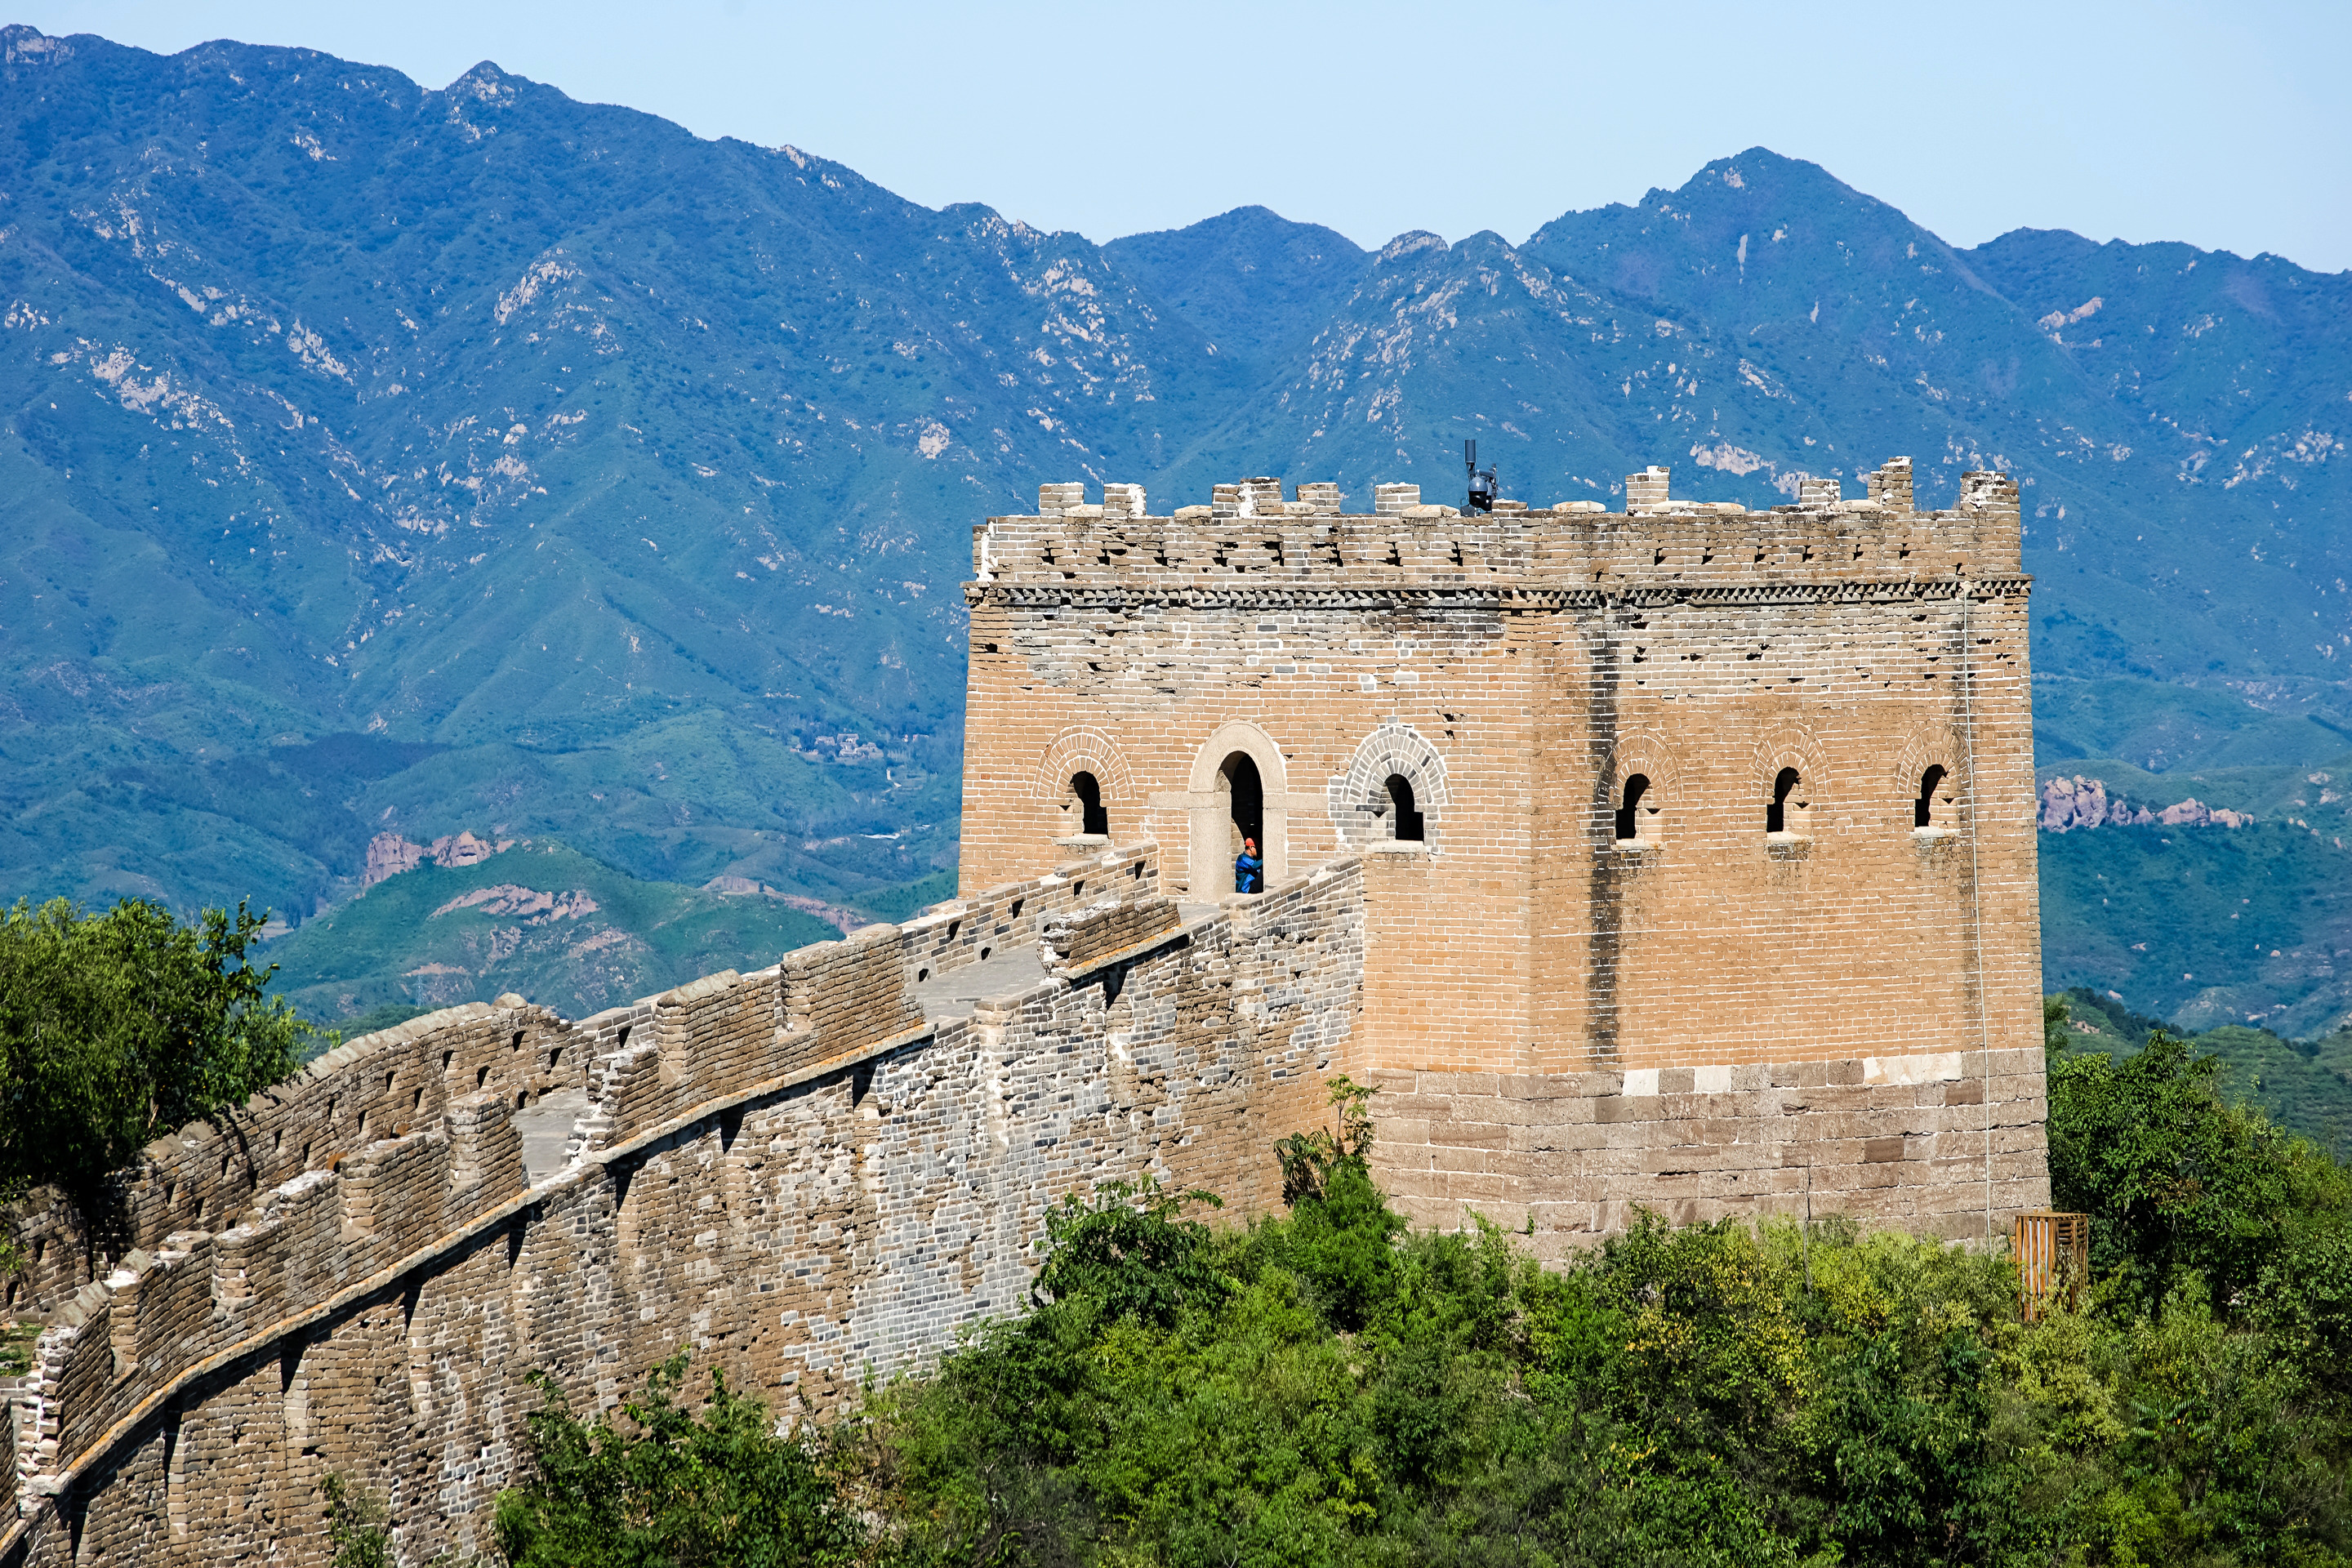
left=3, top=459, right=2053, bottom=1563
left=3, top=998, right=581, bottom=1322
left=3, top=848, right=1364, bottom=1564
left=1367, top=1048, right=2048, bottom=1258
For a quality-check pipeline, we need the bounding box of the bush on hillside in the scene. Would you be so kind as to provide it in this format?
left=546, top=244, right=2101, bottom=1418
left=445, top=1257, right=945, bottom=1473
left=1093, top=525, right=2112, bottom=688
left=0, top=896, right=314, bottom=1231
left=2049, top=1027, right=2352, bottom=1385
left=492, top=1354, right=866, bottom=1568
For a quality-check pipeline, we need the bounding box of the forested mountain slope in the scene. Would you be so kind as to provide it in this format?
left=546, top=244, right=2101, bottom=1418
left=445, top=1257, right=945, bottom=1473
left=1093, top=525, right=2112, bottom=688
left=1, top=25, right=2345, bottom=1027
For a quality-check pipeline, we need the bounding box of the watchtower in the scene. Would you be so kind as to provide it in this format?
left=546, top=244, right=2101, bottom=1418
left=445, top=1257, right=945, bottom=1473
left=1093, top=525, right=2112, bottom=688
left=959, top=462, right=2048, bottom=1241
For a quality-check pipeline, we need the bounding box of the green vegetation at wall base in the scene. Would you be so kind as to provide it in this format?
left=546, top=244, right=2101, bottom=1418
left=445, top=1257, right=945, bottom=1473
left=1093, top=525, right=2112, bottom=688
left=476, top=1041, right=2352, bottom=1566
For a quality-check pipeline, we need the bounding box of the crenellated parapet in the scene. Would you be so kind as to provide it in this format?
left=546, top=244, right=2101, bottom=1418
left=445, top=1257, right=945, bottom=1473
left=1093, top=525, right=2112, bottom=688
left=2, top=838, right=1380, bottom=1563
left=970, top=459, right=2025, bottom=598
left=4, top=996, right=577, bottom=1320
left=899, top=843, right=1162, bottom=969
left=14, top=1091, right=528, bottom=1515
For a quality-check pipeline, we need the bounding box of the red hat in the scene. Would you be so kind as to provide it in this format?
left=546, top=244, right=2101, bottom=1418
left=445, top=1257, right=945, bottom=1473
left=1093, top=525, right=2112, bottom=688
left=1244, top=838, right=1257, bottom=849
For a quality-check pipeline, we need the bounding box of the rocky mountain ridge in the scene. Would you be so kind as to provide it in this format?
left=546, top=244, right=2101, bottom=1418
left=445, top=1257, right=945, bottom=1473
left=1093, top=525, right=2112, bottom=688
left=2039, top=775, right=2260, bottom=832
left=0, top=25, right=2346, bottom=1026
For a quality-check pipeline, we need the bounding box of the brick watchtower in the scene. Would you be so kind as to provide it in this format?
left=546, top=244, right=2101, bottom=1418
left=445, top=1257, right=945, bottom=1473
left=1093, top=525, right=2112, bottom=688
left=959, top=462, right=2048, bottom=1245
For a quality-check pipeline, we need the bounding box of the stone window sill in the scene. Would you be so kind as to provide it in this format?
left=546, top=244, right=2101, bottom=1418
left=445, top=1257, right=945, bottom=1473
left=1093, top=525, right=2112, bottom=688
left=1611, top=839, right=1655, bottom=855
left=1911, top=826, right=1962, bottom=840
left=1765, top=833, right=1812, bottom=861
left=1368, top=840, right=1429, bottom=855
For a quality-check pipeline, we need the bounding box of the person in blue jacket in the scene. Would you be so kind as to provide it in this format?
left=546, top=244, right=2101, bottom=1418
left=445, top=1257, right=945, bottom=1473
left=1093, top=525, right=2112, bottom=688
left=1235, top=837, right=1263, bottom=893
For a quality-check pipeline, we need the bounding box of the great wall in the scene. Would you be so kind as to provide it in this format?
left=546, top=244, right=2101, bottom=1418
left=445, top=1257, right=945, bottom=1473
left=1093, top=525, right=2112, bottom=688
left=2, top=460, right=2051, bottom=1563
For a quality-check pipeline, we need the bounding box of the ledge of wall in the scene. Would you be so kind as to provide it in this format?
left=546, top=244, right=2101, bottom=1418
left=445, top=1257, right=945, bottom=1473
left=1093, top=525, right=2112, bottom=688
left=10, top=840, right=1334, bottom=1564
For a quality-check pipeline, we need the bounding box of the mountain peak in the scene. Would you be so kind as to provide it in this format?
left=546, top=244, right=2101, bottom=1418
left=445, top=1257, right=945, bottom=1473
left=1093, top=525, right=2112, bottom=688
left=448, top=60, right=519, bottom=100
left=2, top=24, right=72, bottom=66
left=1105, top=205, right=1373, bottom=359
left=1378, top=230, right=1446, bottom=262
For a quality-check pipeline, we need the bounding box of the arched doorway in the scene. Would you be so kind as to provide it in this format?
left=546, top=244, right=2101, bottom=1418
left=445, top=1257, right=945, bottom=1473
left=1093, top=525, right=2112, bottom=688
left=1222, top=752, right=1263, bottom=878
left=1187, top=721, right=1288, bottom=897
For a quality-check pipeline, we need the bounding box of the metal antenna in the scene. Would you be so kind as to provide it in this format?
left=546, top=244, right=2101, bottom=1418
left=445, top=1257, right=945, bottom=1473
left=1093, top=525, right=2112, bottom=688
left=1463, top=438, right=1498, bottom=514
left=1803, top=1163, right=1813, bottom=1292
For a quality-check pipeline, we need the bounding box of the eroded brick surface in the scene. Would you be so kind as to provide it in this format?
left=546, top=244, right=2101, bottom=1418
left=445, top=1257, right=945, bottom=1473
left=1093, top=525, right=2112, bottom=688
left=5, top=849, right=1362, bottom=1562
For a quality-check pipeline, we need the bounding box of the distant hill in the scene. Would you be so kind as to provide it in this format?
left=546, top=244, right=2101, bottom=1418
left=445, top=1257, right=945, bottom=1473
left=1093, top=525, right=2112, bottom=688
left=265, top=838, right=842, bottom=1023
left=2041, top=822, right=2352, bottom=1038
left=2056, top=987, right=2352, bottom=1159
left=2, top=26, right=2348, bottom=1020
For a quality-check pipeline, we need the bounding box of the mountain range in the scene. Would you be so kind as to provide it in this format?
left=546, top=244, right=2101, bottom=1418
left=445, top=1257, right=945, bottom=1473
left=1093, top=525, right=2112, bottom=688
left=0, top=24, right=2347, bottom=1032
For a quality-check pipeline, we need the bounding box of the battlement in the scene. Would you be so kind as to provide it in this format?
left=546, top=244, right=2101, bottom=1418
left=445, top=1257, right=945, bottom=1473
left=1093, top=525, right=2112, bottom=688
left=973, top=459, right=2023, bottom=591
left=4, top=839, right=1374, bottom=1560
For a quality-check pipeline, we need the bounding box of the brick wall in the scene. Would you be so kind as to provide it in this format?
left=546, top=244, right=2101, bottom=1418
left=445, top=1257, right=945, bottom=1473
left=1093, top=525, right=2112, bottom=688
left=4, top=998, right=581, bottom=1319
left=2, top=850, right=1361, bottom=1565
left=958, top=462, right=2034, bottom=1086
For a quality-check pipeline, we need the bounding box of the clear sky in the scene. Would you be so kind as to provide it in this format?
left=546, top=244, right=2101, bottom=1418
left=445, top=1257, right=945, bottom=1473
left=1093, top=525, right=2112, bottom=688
left=19, top=1, right=2352, bottom=272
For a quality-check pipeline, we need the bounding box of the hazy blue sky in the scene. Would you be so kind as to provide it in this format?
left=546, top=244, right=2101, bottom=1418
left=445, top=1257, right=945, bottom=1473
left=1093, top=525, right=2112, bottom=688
left=21, top=1, right=2352, bottom=271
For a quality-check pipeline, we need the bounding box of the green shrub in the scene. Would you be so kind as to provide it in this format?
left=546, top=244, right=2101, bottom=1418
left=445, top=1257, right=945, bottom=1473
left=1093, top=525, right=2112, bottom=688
left=0, top=896, right=314, bottom=1227
left=492, top=1353, right=865, bottom=1567
left=2049, top=1029, right=2352, bottom=1315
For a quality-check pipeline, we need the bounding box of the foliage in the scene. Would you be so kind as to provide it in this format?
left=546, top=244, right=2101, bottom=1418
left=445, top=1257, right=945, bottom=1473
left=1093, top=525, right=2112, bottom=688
left=0, top=1315, right=37, bottom=1378
left=2052, top=988, right=2352, bottom=1159
left=2048, top=1029, right=2352, bottom=1311
left=0, top=896, right=313, bottom=1224
left=2048, top=1027, right=2352, bottom=1400
left=2047, top=994, right=2076, bottom=1057
left=1031, top=1178, right=1227, bottom=1330
left=853, top=1067, right=2352, bottom=1567
left=1274, top=1075, right=1379, bottom=1205
left=492, top=1352, right=866, bottom=1568
left=489, top=1053, right=2352, bottom=1566
left=321, top=1473, right=395, bottom=1568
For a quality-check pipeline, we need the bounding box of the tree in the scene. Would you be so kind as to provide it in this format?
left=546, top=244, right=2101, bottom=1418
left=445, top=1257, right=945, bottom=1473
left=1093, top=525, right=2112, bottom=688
left=319, top=1472, right=394, bottom=1568
left=0, top=896, right=314, bottom=1229
left=493, top=1355, right=865, bottom=1567
left=1030, top=1177, right=1227, bottom=1329
left=1273, top=1075, right=1379, bottom=1205
left=2047, top=1029, right=2351, bottom=1312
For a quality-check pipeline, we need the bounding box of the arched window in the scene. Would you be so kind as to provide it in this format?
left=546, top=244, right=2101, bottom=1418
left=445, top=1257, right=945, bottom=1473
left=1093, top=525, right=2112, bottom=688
left=1071, top=771, right=1109, bottom=837
left=1766, top=767, right=1802, bottom=835
left=1615, top=773, right=1650, bottom=841
left=1914, top=764, right=1946, bottom=829
left=1385, top=774, right=1424, bottom=841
